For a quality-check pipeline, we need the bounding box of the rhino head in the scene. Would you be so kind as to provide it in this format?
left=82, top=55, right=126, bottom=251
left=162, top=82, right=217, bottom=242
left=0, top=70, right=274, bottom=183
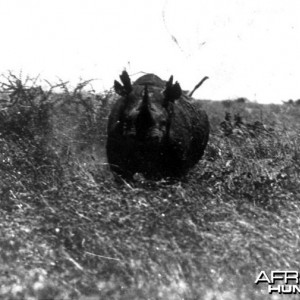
left=113, top=71, right=182, bottom=144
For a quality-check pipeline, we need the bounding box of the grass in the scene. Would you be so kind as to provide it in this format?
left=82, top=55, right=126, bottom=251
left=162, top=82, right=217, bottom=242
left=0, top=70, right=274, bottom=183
left=0, top=73, right=300, bottom=299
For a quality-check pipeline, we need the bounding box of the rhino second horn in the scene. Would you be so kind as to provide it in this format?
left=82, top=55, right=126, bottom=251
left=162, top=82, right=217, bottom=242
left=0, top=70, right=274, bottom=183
left=142, top=84, right=149, bottom=106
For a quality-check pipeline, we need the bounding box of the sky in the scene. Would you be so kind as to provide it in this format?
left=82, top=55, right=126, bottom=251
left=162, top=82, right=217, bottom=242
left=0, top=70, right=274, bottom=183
left=0, top=0, right=299, bottom=103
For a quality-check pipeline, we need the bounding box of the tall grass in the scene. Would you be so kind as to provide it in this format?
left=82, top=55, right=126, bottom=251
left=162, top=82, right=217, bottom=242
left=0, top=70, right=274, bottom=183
left=0, top=73, right=300, bottom=299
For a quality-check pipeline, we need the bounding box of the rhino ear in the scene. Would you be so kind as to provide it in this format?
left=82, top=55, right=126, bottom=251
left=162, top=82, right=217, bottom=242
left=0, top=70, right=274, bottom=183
left=172, top=82, right=182, bottom=100
left=114, top=80, right=125, bottom=96
left=166, top=75, right=173, bottom=87
left=164, top=77, right=182, bottom=104
left=114, top=71, right=132, bottom=96
left=120, top=71, right=132, bottom=94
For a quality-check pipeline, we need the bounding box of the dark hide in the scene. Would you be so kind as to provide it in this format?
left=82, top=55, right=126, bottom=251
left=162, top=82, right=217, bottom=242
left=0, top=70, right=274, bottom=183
left=106, top=71, right=210, bottom=180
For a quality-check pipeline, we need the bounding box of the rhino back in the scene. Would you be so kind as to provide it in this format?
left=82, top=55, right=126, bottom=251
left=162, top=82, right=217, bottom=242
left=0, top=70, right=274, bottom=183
left=134, top=74, right=166, bottom=88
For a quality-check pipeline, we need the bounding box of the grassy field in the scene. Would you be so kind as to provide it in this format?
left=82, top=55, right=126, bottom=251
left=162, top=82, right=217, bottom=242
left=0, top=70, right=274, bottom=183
left=1, top=74, right=300, bottom=299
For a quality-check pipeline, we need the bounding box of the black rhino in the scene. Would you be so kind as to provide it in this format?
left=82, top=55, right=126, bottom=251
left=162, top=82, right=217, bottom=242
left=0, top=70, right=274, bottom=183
left=106, top=71, right=209, bottom=180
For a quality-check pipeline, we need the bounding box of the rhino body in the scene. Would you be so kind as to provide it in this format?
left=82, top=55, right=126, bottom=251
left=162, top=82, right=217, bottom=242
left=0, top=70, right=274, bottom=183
left=106, top=71, right=209, bottom=180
